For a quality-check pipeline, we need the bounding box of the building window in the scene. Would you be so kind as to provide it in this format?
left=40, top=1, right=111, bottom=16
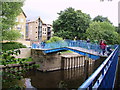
left=20, top=18, right=24, bottom=22
left=17, top=27, right=21, bottom=30
left=16, top=18, right=18, bottom=22
left=21, top=25, right=23, bottom=29
left=17, top=25, right=21, bottom=30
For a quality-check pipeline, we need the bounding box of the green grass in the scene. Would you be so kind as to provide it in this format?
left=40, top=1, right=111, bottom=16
left=60, top=50, right=73, bottom=54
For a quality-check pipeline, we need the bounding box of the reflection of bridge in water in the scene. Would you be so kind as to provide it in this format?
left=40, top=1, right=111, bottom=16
left=31, top=40, right=119, bottom=89
left=24, top=65, right=94, bottom=88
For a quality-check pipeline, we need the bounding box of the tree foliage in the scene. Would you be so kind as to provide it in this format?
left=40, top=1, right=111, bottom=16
left=2, top=2, right=24, bottom=30
left=93, top=15, right=112, bottom=24
left=115, top=23, right=120, bottom=34
left=53, top=7, right=91, bottom=40
left=86, top=21, right=120, bottom=44
left=3, top=30, right=21, bottom=41
left=46, top=36, right=63, bottom=43
left=1, top=1, right=24, bottom=41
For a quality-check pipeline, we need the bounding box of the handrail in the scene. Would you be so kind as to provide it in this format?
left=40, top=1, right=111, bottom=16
left=78, top=45, right=119, bottom=89
left=32, top=40, right=117, bottom=55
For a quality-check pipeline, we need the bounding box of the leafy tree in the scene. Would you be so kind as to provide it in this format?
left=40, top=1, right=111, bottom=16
left=53, top=7, right=91, bottom=40
left=1, top=1, right=24, bottom=41
left=46, top=36, right=63, bottom=43
left=2, top=2, right=24, bottom=30
left=115, top=23, right=120, bottom=34
left=86, top=21, right=120, bottom=44
left=93, top=15, right=112, bottom=24
left=3, top=30, right=21, bottom=41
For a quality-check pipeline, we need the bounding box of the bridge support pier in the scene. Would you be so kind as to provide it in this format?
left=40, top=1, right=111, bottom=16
left=32, top=49, right=104, bottom=72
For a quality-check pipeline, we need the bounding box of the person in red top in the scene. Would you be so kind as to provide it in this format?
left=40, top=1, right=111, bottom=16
left=100, top=40, right=107, bottom=55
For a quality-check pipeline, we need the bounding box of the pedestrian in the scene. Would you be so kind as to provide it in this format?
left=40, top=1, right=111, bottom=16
left=106, top=45, right=112, bottom=56
left=86, top=38, right=90, bottom=43
left=99, top=40, right=107, bottom=55
left=41, top=41, right=45, bottom=48
left=86, top=38, right=90, bottom=49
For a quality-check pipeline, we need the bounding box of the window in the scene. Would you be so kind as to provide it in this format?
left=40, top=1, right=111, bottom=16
left=16, top=18, right=18, bottom=22
left=21, top=25, right=23, bottom=29
left=17, top=25, right=21, bottom=30
left=20, top=18, right=24, bottom=22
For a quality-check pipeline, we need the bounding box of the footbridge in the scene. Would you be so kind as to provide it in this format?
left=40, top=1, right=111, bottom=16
left=32, top=40, right=117, bottom=60
left=32, top=40, right=119, bottom=89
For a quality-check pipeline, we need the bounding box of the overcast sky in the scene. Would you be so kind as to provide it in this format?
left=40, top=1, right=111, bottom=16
left=22, top=0, right=119, bottom=26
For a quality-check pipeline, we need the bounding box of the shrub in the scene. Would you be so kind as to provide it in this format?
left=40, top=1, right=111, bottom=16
left=46, top=36, right=63, bottom=43
left=2, top=42, right=26, bottom=51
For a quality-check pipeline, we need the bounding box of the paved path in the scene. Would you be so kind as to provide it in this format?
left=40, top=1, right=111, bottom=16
left=67, top=47, right=100, bottom=56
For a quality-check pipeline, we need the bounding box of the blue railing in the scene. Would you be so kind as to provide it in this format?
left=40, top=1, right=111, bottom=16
left=78, top=45, right=119, bottom=89
left=32, top=40, right=116, bottom=54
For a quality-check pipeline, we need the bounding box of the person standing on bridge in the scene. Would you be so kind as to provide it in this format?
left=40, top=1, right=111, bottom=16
left=106, top=45, right=112, bottom=56
left=41, top=41, right=45, bottom=48
left=99, top=40, right=107, bottom=55
left=86, top=38, right=90, bottom=49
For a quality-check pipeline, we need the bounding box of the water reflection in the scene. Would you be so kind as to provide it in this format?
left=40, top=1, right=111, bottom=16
left=24, top=65, right=94, bottom=89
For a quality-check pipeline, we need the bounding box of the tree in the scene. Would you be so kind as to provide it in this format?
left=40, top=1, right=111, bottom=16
left=93, top=15, right=112, bottom=24
left=2, top=2, right=24, bottom=30
left=53, top=7, right=91, bottom=40
left=46, top=36, right=63, bottom=43
left=115, top=23, right=120, bottom=34
left=3, top=30, right=21, bottom=41
left=1, top=1, right=24, bottom=41
left=86, top=21, right=120, bottom=44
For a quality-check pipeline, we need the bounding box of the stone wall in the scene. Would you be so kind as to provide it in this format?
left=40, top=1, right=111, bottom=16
left=31, top=49, right=95, bottom=72
left=13, top=48, right=31, bottom=58
left=31, top=49, right=61, bottom=71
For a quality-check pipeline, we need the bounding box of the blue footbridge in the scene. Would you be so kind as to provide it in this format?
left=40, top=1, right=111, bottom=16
left=32, top=40, right=120, bottom=89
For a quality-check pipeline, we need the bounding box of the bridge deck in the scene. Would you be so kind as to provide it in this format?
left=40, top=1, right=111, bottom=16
left=67, top=47, right=107, bottom=57
left=32, top=46, right=108, bottom=60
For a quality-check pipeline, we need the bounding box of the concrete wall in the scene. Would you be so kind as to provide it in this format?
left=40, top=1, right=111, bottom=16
left=31, top=49, right=95, bottom=72
left=13, top=48, right=31, bottom=58
left=31, top=49, right=61, bottom=71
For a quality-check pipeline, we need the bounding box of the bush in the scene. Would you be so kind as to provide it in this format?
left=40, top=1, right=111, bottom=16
left=2, top=42, right=26, bottom=51
left=46, top=36, right=63, bottom=43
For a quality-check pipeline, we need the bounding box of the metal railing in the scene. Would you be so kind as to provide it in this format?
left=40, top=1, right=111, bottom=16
left=32, top=40, right=117, bottom=54
left=78, top=45, right=119, bottom=89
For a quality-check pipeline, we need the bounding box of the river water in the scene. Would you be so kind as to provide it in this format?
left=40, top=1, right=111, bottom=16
left=2, top=57, right=103, bottom=89
left=3, top=57, right=120, bottom=89
left=24, top=65, right=94, bottom=89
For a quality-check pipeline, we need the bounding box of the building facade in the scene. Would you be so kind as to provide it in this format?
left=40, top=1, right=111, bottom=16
left=26, top=17, right=52, bottom=42
left=14, top=10, right=27, bottom=40
left=42, top=24, right=52, bottom=41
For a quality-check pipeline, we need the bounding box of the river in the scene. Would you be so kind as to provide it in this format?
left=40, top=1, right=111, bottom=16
left=24, top=65, right=94, bottom=89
